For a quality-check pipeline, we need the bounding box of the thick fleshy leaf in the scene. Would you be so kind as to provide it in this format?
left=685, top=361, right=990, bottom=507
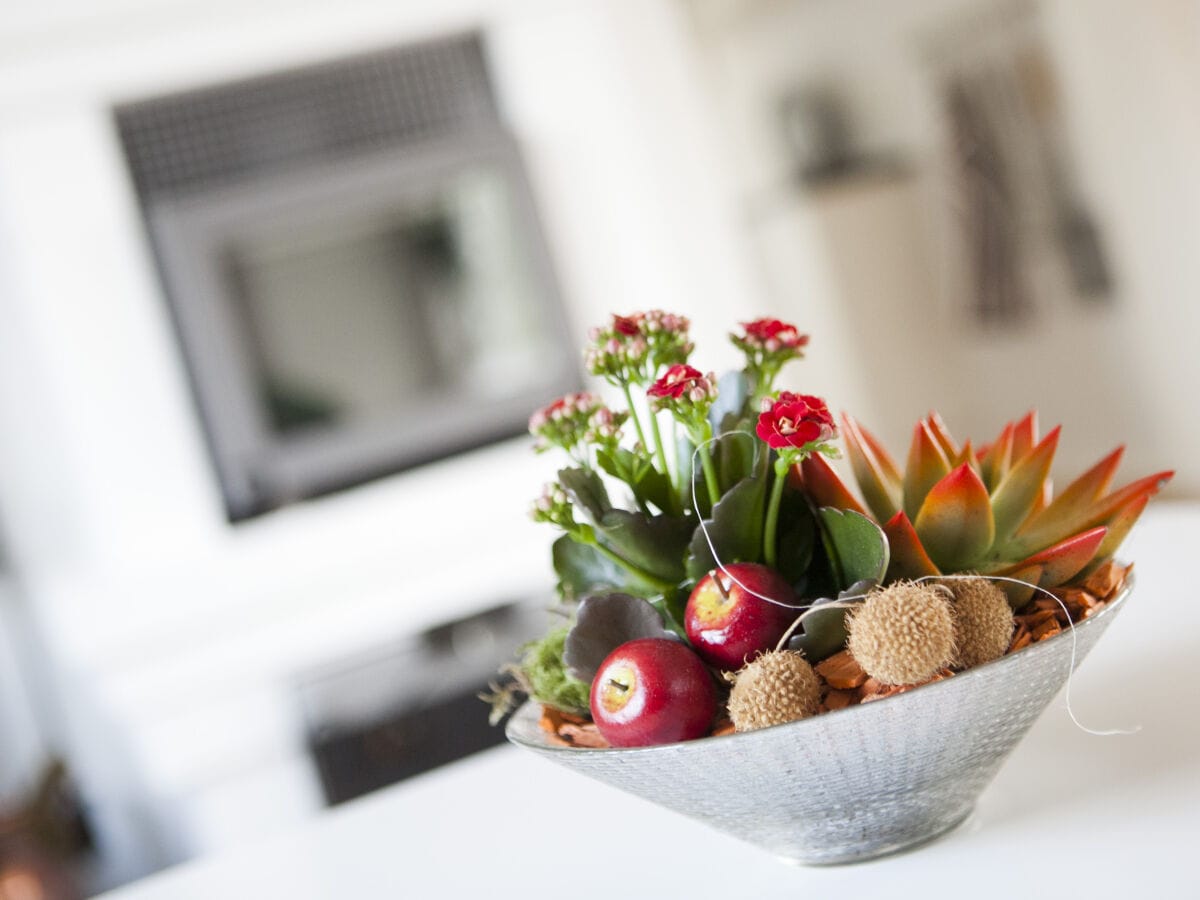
left=992, top=563, right=1043, bottom=610
left=552, top=535, right=635, bottom=601
left=924, top=411, right=960, bottom=461
left=842, top=415, right=902, bottom=522
left=1085, top=493, right=1149, bottom=571
left=991, top=426, right=1060, bottom=547
left=596, top=448, right=675, bottom=515
left=684, top=475, right=766, bottom=580
left=993, top=526, right=1107, bottom=588
left=1079, top=471, right=1174, bottom=532
left=979, top=423, right=1014, bottom=492
left=817, top=508, right=889, bottom=589
left=903, top=421, right=952, bottom=519
left=914, top=464, right=995, bottom=572
left=597, top=509, right=692, bottom=585
left=1012, top=467, right=1172, bottom=556
left=882, top=510, right=941, bottom=580
left=786, top=582, right=873, bottom=663
left=798, top=453, right=866, bottom=515
left=1013, top=447, right=1124, bottom=548
left=1010, top=411, right=1039, bottom=463
left=558, top=467, right=612, bottom=522
left=563, top=593, right=674, bottom=683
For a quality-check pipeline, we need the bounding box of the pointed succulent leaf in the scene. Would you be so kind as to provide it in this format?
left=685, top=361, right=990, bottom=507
left=1083, top=494, right=1149, bottom=574
left=1012, top=467, right=1172, bottom=556
left=992, top=563, right=1044, bottom=610
left=914, top=463, right=995, bottom=572
left=882, top=510, right=942, bottom=581
left=992, top=526, right=1108, bottom=588
left=979, top=422, right=1015, bottom=492
left=924, top=411, right=960, bottom=461
left=1010, top=411, right=1039, bottom=463
left=798, top=453, right=867, bottom=515
left=842, top=414, right=902, bottom=521
left=1014, top=447, right=1123, bottom=547
left=903, top=420, right=952, bottom=519
left=847, top=415, right=903, bottom=486
left=950, top=439, right=980, bottom=472
left=1081, top=471, right=1174, bottom=532
left=817, top=508, right=890, bottom=590
left=991, top=426, right=1060, bottom=547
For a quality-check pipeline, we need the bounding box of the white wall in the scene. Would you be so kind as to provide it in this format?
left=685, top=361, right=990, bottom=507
left=686, top=0, right=1198, bottom=493
left=0, top=0, right=761, bottom=887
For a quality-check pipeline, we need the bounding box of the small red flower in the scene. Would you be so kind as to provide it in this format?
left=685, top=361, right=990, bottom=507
left=647, top=364, right=706, bottom=401
left=612, top=313, right=644, bottom=337
left=741, top=318, right=809, bottom=351
left=756, top=392, right=836, bottom=451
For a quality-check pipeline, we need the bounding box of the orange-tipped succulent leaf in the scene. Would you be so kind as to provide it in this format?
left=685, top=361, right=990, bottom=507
left=903, top=420, right=952, bottom=520
left=841, top=414, right=901, bottom=522
left=913, top=464, right=995, bottom=572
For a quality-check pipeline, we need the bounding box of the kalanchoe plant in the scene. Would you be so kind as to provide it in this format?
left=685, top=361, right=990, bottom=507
left=732, top=318, right=810, bottom=404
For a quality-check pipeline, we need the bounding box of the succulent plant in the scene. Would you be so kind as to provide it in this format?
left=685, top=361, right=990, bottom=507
left=798, top=411, right=1173, bottom=607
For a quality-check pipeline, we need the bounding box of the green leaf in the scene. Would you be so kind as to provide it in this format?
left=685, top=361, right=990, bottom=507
left=684, top=474, right=767, bottom=580
left=557, top=467, right=611, bottom=523
left=817, top=508, right=890, bottom=590
left=786, top=603, right=850, bottom=664
left=903, top=420, right=953, bottom=519
left=775, top=489, right=817, bottom=586
left=596, top=447, right=676, bottom=514
left=914, top=464, right=995, bottom=572
left=990, top=427, right=1059, bottom=546
left=709, top=370, right=750, bottom=431
left=551, top=535, right=636, bottom=601
left=596, top=509, right=692, bottom=585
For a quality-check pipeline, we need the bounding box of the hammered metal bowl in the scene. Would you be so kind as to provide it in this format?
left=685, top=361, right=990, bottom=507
left=507, top=581, right=1130, bottom=865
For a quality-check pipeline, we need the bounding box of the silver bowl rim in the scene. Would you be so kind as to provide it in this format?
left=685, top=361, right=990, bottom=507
left=506, top=575, right=1133, bottom=755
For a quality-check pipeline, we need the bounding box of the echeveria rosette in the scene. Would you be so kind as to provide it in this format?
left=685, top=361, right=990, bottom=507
left=797, top=410, right=1174, bottom=607
left=529, top=392, right=627, bottom=465
left=732, top=318, right=810, bottom=403
left=647, top=364, right=722, bottom=507
left=757, top=392, right=839, bottom=568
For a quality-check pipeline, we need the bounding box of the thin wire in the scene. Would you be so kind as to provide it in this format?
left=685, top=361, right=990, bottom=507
left=916, top=574, right=1140, bottom=737
left=687, top=438, right=1138, bottom=737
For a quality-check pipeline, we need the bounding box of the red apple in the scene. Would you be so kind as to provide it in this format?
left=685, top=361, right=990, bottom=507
left=589, top=638, right=716, bottom=747
left=684, top=562, right=799, bottom=670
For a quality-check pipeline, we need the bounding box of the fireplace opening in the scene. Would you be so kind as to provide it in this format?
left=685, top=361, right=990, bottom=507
left=115, top=33, right=579, bottom=521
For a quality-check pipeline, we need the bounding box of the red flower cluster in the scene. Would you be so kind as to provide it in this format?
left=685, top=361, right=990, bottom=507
left=647, top=364, right=709, bottom=402
left=739, top=319, right=809, bottom=352
left=756, top=392, right=836, bottom=451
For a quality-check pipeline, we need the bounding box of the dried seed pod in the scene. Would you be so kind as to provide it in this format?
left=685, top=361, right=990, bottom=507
left=942, top=577, right=1015, bottom=669
left=727, top=650, right=821, bottom=732
left=847, top=582, right=955, bottom=686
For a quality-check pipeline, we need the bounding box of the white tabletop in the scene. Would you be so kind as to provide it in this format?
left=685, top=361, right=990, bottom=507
left=98, top=503, right=1200, bottom=900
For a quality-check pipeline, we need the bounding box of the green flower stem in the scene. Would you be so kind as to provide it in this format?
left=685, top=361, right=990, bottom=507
left=620, top=381, right=650, bottom=455
left=581, top=531, right=677, bottom=593
left=763, top=452, right=797, bottom=569
left=646, top=407, right=673, bottom=489
left=697, top=443, right=721, bottom=509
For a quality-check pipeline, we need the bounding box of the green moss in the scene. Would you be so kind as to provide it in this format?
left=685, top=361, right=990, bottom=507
left=522, top=627, right=591, bottom=716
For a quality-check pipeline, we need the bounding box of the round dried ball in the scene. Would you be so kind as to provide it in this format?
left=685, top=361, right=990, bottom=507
left=847, top=582, right=956, bottom=686
left=727, top=650, right=821, bottom=732
left=942, top=576, right=1014, bottom=669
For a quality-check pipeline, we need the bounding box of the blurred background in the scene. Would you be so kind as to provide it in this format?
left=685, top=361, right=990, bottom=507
left=0, top=0, right=1194, bottom=895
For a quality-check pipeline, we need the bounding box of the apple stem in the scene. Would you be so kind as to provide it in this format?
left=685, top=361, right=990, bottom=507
left=711, top=572, right=730, bottom=601
left=607, top=679, right=629, bottom=693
